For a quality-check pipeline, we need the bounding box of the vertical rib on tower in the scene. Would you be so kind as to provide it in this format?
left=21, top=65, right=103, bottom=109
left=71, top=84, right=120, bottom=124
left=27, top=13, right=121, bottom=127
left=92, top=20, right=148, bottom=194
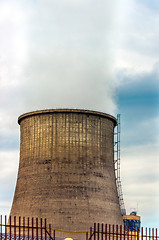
left=10, top=109, right=123, bottom=238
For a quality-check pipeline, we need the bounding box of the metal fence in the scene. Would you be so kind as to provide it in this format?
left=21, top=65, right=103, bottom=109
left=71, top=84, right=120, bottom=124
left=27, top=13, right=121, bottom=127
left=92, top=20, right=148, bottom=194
left=86, top=223, right=159, bottom=240
left=0, top=215, right=57, bottom=240
left=0, top=216, right=158, bottom=240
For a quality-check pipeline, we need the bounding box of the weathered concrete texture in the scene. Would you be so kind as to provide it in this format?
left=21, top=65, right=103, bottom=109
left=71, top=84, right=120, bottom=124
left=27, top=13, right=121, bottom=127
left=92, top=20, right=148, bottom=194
left=10, top=109, right=123, bottom=239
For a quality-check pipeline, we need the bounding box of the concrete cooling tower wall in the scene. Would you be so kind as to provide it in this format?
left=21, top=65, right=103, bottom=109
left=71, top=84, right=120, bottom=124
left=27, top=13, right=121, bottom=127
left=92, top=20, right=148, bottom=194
left=10, top=109, right=123, bottom=238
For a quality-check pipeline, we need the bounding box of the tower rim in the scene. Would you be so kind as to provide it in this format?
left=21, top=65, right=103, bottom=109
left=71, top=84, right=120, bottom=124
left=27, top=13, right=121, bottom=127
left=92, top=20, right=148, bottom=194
left=18, top=108, right=117, bottom=126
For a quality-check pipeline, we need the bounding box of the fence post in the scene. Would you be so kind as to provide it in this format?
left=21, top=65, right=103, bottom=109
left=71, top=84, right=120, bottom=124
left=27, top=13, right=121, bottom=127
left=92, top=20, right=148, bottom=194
left=0, top=215, right=2, bottom=240
left=32, top=218, right=34, bottom=240
left=127, top=226, right=129, bottom=240
left=105, top=224, right=107, bottom=240
left=53, top=229, right=55, bottom=240
left=27, top=217, right=30, bottom=239
left=36, top=218, right=38, bottom=240
left=141, top=227, right=143, bottom=240
left=116, top=225, right=118, bottom=240
left=137, top=227, right=139, bottom=240
left=49, top=224, right=51, bottom=240
left=94, top=223, right=96, bottom=240
left=120, top=225, right=122, bottom=240
left=14, top=216, right=16, bottom=240
left=152, top=228, right=154, bottom=240
left=45, top=218, right=47, bottom=240
left=19, top=216, right=21, bottom=239
left=123, top=226, right=126, bottom=240
left=23, top=217, right=25, bottom=240
left=101, top=223, right=104, bottom=240
left=40, top=218, right=42, bottom=240
left=9, top=216, right=11, bottom=240
left=130, top=227, right=132, bottom=240
left=109, top=224, right=111, bottom=240
left=86, top=232, right=88, bottom=240
left=5, top=215, right=7, bottom=240
left=97, top=223, right=100, bottom=240
left=90, top=226, right=92, bottom=240
left=113, top=225, right=115, bottom=240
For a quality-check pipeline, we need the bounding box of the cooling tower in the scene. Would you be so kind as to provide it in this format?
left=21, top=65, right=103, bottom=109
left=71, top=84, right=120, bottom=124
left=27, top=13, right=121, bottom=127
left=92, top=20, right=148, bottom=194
left=10, top=109, right=123, bottom=238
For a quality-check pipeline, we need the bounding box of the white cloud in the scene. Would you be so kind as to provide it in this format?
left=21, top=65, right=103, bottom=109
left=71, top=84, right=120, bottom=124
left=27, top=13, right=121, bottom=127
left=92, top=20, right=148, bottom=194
left=0, top=0, right=122, bottom=120
left=20, top=0, right=120, bottom=115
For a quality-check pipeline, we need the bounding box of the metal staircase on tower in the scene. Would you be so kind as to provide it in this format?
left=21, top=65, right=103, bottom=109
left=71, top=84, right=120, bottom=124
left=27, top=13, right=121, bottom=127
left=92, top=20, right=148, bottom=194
left=114, top=114, right=126, bottom=216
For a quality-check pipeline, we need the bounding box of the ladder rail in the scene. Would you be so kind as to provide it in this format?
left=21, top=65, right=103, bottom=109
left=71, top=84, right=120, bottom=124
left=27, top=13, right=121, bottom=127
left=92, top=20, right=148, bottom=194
left=114, top=114, right=125, bottom=214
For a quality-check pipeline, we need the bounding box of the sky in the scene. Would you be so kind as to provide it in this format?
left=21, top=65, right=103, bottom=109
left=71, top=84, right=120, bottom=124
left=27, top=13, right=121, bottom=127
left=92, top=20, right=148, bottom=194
left=0, top=0, right=159, bottom=229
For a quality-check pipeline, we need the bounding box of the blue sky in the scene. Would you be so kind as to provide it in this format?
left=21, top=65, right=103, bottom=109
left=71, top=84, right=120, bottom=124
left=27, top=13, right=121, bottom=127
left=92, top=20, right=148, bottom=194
left=0, top=0, right=159, bottom=229
left=116, top=66, right=159, bottom=228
